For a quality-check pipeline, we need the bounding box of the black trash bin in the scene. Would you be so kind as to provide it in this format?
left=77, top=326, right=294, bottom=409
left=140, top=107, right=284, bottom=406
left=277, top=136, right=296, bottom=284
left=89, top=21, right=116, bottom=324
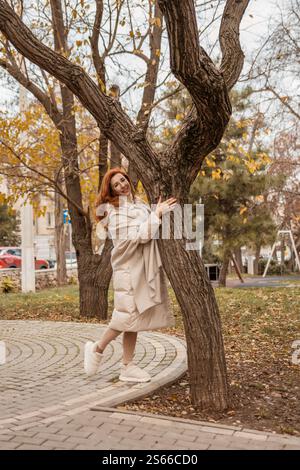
left=205, top=263, right=220, bottom=281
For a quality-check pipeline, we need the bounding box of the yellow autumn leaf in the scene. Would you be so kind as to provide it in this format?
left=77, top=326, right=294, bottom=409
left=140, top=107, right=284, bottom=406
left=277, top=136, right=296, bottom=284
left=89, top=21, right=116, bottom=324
left=205, top=158, right=216, bottom=168
left=212, top=169, right=221, bottom=180
left=246, top=161, right=257, bottom=173
left=239, top=206, right=247, bottom=215
left=151, top=17, right=162, bottom=28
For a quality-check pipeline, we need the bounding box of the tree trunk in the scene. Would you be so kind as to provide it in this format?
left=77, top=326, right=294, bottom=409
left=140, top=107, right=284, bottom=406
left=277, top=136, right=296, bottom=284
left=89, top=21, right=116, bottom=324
left=128, top=164, right=139, bottom=189
left=219, top=250, right=231, bottom=287
left=280, top=238, right=285, bottom=273
left=159, top=237, right=229, bottom=410
left=234, top=247, right=243, bottom=273
left=231, top=253, right=244, bottom=283
left=110, top=141, right=122, bottom=169
left=78, top=238, right=113, bottom=319
left=254, top=244, right=261, bottom=275
left=98, top=128, right=109, bottom=191
left=54, top=180, right=67, bottom=286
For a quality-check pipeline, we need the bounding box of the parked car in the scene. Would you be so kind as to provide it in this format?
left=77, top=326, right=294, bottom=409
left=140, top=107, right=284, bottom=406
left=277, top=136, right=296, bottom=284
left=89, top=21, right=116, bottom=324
left=0, top=247, right=49, bottom=270
left=47, top=259, right=56, bottom=269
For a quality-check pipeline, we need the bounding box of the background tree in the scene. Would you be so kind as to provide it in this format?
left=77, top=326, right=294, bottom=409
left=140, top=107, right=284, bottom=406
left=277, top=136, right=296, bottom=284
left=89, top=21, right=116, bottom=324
left=155, top=86, right=284, bottom=282
left=0, top=201, right=20, bottom=245
left=0, top=0, right=168, bottom=317
left=190, top=162, right=281, bottom=286
left=244, top=0, right=299, bottom=128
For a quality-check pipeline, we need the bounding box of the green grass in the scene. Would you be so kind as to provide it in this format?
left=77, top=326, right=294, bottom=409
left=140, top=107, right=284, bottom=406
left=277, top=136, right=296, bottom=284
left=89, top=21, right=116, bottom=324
left=0, top=285, right=299, bottom=346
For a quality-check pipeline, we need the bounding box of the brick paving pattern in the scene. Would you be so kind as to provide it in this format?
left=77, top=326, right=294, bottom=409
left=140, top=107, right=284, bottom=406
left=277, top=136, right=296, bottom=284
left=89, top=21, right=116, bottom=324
left=0, top=320, right=299, bottom=450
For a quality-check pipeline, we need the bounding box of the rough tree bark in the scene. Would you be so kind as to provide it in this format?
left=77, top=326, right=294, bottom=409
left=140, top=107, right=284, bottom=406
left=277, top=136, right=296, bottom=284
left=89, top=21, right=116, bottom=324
left=108, top=85, right=122, bottom=169
left=0, top=0, right=249, bottom=410
left=219, top=249, right=231, bottom=287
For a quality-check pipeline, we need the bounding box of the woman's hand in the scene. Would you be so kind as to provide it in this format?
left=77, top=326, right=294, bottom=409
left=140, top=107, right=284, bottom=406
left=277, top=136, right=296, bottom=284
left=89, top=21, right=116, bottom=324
left=155, top=196, right=177, bottom=219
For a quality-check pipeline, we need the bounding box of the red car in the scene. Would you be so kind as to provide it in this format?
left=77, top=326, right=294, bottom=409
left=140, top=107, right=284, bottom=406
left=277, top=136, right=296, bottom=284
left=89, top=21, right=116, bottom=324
left=0, top=247, right=49, bottom=270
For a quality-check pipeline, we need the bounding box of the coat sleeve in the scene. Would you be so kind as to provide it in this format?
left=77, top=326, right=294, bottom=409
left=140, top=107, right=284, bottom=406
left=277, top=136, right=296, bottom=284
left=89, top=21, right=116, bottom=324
left=108, top=208, right=161, bottom=245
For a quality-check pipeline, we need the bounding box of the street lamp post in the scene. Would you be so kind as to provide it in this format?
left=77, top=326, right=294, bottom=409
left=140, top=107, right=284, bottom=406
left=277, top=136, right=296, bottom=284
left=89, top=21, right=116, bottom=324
left=19, top=65, right=35, bottom=293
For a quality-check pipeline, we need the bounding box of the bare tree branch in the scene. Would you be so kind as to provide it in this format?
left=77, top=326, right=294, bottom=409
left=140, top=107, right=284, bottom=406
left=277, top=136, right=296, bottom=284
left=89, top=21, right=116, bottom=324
left=0, top=0, right=160, bottom=181
left=0, top=56, right=61, bottom=123
left=89, top=0, right=105, bottom=85
left=157, top=0, right=231, bottom=174
left=0, top=137, right=88, bottom=216
left=102, top=0, right=124, bottom=60
left=135, top=1, right=163, bottom=131
left=250, top=85, right=300, bottom=121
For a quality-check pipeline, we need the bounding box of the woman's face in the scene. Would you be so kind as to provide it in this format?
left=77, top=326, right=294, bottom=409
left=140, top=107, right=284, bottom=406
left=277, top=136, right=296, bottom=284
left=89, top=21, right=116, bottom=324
left=110, top=173, right=131, bottom=197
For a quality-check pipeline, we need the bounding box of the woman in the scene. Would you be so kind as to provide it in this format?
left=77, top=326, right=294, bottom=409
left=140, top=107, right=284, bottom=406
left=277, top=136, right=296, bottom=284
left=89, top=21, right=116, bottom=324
left=84, top=167, right=177, bottom=383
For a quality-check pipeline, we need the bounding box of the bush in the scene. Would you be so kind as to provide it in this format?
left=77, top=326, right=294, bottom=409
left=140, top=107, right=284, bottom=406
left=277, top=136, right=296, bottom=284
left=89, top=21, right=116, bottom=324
left=0, top=276, right=17, bottom=293
left=202, top=246, right=221, bottom=264
left=68, top=275, right=78, bottom=285
left=258, top=258, right=291, bottom=275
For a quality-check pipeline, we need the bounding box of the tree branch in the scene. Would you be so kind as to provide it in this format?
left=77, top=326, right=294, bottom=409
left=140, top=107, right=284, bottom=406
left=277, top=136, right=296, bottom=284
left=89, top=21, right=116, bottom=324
left=0, top=0, right=159, bottom=181
left=135, top=1, right=163, bottom=131
left=157, top=0, right=232, bottom=173
left=219, top=0, right=250, bottom=90
left=0, top=137, right=88, bottom=216
left=89, top=0, right=105, bottom=85
left=265, top=86, right=300, bottom=121
left=0, top=56, right=62, bottom=124
left=102, top=0, right=124, bottom=60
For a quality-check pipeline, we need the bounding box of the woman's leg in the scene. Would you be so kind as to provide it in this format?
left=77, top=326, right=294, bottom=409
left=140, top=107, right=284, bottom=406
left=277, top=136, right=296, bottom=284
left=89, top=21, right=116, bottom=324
left=95, top=327, right=121, bottom=354
left=122, top=332, right=138, bottom=365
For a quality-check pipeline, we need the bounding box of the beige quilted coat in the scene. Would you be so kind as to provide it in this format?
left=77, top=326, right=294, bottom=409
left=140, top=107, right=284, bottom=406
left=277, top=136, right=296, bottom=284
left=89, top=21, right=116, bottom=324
left=98, top=197, right=174, bottom=332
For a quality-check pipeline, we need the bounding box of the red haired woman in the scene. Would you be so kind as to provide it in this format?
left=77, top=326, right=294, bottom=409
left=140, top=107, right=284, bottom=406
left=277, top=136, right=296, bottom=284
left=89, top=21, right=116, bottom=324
left=84, top=167, right=176, bottom=382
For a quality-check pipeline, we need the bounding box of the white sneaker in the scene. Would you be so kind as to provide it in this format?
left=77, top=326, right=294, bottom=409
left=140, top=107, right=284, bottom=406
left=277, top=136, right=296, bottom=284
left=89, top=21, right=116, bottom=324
left=84, top=341, right=103, bottom=376
left=119, top=362, right=151, bottom=383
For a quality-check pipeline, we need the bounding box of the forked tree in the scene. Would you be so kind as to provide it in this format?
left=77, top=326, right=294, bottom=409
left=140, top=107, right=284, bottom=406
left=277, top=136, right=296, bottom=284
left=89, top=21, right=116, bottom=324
left=0, top=0, right=249, bottom=409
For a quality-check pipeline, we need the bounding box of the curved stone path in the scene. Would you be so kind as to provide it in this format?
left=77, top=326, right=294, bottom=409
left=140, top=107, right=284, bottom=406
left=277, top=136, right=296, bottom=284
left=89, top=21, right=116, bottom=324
left=0, top=320, right=299, bottom=450
left=0, top=320, right=186, bottom=428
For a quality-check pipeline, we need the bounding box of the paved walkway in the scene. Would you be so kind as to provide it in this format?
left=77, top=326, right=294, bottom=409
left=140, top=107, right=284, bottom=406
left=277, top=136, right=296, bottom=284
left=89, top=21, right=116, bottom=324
left=0, top=320, right=299, bottom=450
left=223, top=275, right=300, bottom=288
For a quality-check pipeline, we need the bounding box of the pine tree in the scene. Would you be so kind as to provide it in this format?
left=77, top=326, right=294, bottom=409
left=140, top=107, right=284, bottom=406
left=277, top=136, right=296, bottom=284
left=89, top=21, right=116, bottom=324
left=188, top=88, right=285, bottom=285
left=0, top=203, right=20, bottom=246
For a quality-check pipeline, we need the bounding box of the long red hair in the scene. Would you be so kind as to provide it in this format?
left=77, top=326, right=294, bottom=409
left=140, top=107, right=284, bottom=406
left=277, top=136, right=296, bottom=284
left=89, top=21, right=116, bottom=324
left=95, top=167, right=136, bottom=222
